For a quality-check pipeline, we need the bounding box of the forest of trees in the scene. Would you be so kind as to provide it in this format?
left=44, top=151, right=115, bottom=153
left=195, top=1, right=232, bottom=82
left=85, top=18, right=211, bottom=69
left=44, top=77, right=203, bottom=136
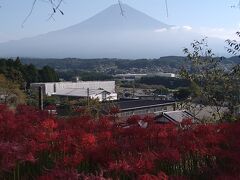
left=0, top=58, right=59, bottom=106
left=139, top=76, right=190, bottom=89
left=58, top=71, right=113, bottom=81
left=0, top=58, right=59, bottom=87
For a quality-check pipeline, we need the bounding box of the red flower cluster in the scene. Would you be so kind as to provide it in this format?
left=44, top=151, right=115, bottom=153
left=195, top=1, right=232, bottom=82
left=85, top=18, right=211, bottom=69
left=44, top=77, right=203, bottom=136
left=0, top=104, right=239, bottom=179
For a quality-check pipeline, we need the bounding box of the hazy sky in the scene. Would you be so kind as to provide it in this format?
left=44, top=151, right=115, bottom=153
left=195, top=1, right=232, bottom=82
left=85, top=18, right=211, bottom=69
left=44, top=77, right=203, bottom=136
left=0, top=0, right=240, bottom=42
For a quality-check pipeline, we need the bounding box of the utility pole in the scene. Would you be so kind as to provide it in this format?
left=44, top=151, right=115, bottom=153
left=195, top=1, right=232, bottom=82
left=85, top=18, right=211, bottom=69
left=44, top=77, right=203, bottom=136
left=132, top=80, right=135, bottom=98
left=87, top=88, right=90, bottom=108
left=39, top=86, right=43, bottom=110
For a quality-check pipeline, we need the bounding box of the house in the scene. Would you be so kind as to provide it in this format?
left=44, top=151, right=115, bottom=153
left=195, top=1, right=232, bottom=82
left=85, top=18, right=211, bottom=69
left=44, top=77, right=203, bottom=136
left=155, top=110, right=198, bottom=124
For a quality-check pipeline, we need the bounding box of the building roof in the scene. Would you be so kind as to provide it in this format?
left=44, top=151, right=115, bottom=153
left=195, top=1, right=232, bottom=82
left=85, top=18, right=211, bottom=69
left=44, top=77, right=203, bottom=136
left=156, top=110, right=197, bottom=124
left=112, top=99, right=175, bottom=111
left=31, top=81, right=115, bottom=85
left=54, top=88, right=110, bottom=97
left=114, top=74, right=147, bottom=77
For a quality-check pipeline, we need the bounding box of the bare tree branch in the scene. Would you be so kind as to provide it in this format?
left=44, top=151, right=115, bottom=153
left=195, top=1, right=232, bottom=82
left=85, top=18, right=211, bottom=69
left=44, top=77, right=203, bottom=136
left=47, top=0, right=64, bottom=21
left=22, top=0, right=64, bottom=26
left=22, top=0, right=37, bottom=27
left=230, top=0, right=240, bottom=9
left=118, top=0, right=125, bottom=16
left=165, top=0, right=169, bottom=17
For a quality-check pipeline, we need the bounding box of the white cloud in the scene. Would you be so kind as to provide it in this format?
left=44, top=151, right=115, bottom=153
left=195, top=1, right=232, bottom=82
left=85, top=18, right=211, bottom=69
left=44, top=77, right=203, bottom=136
left=193, top=27, right=238, bottom=40
left=154, top=28, right=167, bottom=32
left=170, top=26, right=181, bottom=30
left=154, top=26, right=192, bottom=33
left=182, top=25, right=192, bottom=31
left=177, top=26, right=239, bottom=40
left=154, top=25, right=238, bottom=40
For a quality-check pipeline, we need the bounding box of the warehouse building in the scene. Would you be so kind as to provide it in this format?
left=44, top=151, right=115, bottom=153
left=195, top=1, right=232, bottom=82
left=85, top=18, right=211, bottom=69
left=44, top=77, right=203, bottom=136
left=53, top=88, right=117, bottom=102
left=30, top=81, right=117, bottom=101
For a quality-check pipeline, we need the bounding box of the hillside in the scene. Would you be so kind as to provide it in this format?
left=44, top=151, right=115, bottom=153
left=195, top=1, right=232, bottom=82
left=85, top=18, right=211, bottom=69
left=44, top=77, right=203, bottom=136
left=20, top=56, right=239, bottom=75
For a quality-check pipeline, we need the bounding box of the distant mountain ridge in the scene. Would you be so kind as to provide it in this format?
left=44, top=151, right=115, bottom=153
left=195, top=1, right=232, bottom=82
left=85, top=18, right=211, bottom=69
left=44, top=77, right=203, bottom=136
left=0, top=4, right=226, bottom=58
left=20, top=56, right=240, bottom=75
left=62, top=4, right=172, bottom=32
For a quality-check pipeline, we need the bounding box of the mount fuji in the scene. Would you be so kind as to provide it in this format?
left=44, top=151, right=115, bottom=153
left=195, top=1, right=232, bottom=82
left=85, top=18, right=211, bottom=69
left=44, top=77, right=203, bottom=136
left=0, top=4, right=225, bottom=59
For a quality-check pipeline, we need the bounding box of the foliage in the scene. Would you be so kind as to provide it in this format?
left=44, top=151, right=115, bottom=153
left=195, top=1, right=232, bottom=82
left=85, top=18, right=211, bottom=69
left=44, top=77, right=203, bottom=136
left=0, top=105, right=239, bottom=179
left=0, top=58, right=59, bottom=87
left=226, top=31, right=240, bottom=55
left=0, top=74, right=25, bottom=106
left=58, top=71, right=113, bottom=81
left=38, top=66, right=59, bottom=83
left=21, top=56, right=240, bottom=77
left=153, top=87, right=169, bottom=95
left=173, top=87, right=191, bottom=101
left=181, top=38, right=240, bottom=121
left=139, top=76, right=190, bottom=89
left=20, top=57, right=187, bottom=75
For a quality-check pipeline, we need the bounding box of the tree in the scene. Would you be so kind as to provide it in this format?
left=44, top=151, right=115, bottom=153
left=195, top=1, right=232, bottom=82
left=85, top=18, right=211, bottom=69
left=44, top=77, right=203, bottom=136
left=0, top=74, right=25, bottom=106
left=39, top=66, right=59, bottom=82
left=153, top=87, right=169, bottom=95
left=23, top=64, right=39, bottom=87
left=226, top=31, right=240, bottom=55
left=180, top=38, right=240, bottom=121
left=174, top=87, right=191, bottom=101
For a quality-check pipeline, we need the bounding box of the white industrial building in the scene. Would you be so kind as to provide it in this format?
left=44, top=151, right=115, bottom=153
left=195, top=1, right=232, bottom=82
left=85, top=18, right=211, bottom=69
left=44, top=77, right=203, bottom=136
left=30, top=81, right=117, bottom=101
left=54, top=88, right=117, bottom=102
left=151, top=72, right=176, bottom=78
left=114, top=73, right=176, bottom=81
left=114, top=74, right=147, bottom=81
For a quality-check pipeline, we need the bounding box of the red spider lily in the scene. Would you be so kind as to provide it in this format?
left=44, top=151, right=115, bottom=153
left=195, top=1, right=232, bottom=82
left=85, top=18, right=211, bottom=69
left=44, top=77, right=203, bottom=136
left=127, top=115, right=141, bottom=124
left=0, top=104, right=239, bottom=179
left=109, top=160, right=133, bottom=173
left=97, top=131, right=112, bottom=141
left=41, top=118, right=58, bottom=129
left=24, top=152, right=36, bottom=163
left=63, top=152, right=84, bottom=167
left=139, top=172, right=168, bottom=180
left=82, top=133, right=96, bottom=146
left=45, top=105, right=56, bottom=111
